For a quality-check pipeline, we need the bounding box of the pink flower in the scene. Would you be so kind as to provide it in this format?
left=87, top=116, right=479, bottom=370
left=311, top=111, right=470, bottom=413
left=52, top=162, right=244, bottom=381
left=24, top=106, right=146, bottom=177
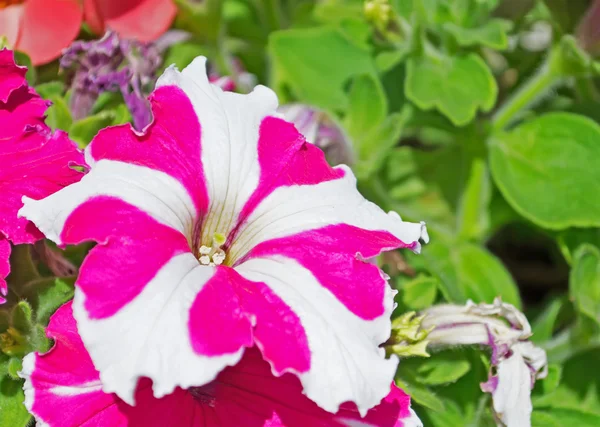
left=20, top=302, right=423, bottom=427
left=83, top=0, right=177, bottom=43
left=0, top=0, right=176, bottom=65
left=0, top=49, right=84, bottom=303
left=19, top=57, right=428, bottom=414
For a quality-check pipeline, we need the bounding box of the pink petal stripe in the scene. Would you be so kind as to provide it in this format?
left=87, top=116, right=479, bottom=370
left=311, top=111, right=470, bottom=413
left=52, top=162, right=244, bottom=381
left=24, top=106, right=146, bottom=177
left=244, top=224, right=409, bottom=320
left=234, top=275, right=311, bottom=375
left=22, top=302, right=419, bottom=427
left=61, top=196, right=190, bottom=318
left=231, top=116, right=344, bottom=242
left=0, top=238, right=9, bottom=304
left=89, top=85, right=209, bottom=216
left=188, top=266, right=310, bottom=373
left=0, top=49, right=27, bottom=103
left=188, top=266, right=254, bottom=356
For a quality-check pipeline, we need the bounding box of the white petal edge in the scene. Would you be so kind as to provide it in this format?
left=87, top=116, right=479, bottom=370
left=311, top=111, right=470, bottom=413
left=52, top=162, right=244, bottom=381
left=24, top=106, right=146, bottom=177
left=493, top=344, right=534, bottom=427
left=18, top=160, right=196, bottom=245
left=236, top=256, right=398, bottom=417
left=72, top=253, right=244, bottom=405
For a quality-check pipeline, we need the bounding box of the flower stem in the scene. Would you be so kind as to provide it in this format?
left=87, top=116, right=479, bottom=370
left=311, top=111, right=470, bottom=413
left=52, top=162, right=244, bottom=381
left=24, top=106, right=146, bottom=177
left=491, top=61, right=559, bottom=132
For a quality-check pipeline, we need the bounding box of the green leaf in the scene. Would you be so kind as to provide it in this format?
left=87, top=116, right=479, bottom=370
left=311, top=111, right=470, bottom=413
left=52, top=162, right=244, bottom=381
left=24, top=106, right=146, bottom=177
left=557, top=228, right=600, bottom=265
left=400, top=274, right=438, bottom=310
left=532, top=408, right=600, bottom=427
left=0, top=376, right=30, bottom=427
left=570, top=244, right=600, bottom=325
left=11, top=302, right=33, bottom=334
left=45, top=95, right=73, bottom=132
left=270, top=27, right=375, bottom=111
left=345, top=74, right=387, bottom=143
left=7, top=358, right=22, bottom=381
left=443, top=19, right=512, bottom=50
left=424, top=399, right=470, bottom=427
left=354, top=109, right=411, bottom=179
left=395, top=378, right=446, bottom=412
left=531, top=297, right=564, bottom=344
left=162, top=42, right=210, bottom=72
left=417, top=355, right=471, bottom=385
left=423, top=240, right=521, bottom=307
left=13, top=51, right=36, bottom=84
left=35, top=81, right=65, bottom=99
left=490, top=113, right=600, bottom=229
left=457, top=159, right=491, bottom=242
left=69, top=111, right=116, bottom=148
left=20, top=278, right=75, bottom=326
left=405, top=53, right=497, bottom=126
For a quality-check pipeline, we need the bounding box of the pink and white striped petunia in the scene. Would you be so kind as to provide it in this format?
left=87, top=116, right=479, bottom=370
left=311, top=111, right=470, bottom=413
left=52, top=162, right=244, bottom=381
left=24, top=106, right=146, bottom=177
left=19, top=56, right=428, bottom=414
left=20, top=302, right=423, bottom=427
left=0, top=48, right=84, bottom=303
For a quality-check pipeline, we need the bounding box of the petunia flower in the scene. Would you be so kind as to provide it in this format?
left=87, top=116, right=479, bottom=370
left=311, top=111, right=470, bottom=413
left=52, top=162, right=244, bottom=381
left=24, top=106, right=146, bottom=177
left=0, top=48, right=84, bottom=303
left=20, top=301, right=424, bottom=427
left=279, top=104, right=354, bottom=166
left=19, top=56, right=428, bottom=414
left=421, top=298, right=548, bottom=427
left=0, top=0, right=176, bottom=65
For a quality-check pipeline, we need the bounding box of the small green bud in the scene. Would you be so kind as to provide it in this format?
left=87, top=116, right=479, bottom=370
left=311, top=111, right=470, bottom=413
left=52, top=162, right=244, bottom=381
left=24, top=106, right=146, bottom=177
left=7, top=357, right=23, bottom=380
left=364, top=0, right=392, bottom=33
left=386, top=311, right=432, bottom=358
left=12, top=300, right=33, bottom=333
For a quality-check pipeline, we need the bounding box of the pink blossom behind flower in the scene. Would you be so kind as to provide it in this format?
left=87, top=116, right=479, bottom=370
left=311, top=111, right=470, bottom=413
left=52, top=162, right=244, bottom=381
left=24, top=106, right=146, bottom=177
left=0, top=49, right=84, bottom=303
left=21, top=302, right=423, bottom=427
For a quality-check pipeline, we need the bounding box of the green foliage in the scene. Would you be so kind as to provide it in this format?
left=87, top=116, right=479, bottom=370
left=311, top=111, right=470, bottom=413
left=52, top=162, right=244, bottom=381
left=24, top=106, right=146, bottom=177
left=570, top=245, right=600, bottom=326
left=490, top=114, right=600, bottom=229
left=406, top=53, right=498, bottom=126
left=270, top=26, right=376, bottom=111
left=8, top=0, right=600, bottom=424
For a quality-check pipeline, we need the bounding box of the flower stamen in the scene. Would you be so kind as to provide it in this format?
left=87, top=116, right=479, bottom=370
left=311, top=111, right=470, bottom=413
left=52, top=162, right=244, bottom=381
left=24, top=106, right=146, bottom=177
left=198, top=233, right=227, bottom=266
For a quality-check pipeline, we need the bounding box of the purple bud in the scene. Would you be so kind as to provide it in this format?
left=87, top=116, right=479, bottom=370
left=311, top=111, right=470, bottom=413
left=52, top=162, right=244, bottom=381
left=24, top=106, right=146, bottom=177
left=61, top=31, right=184, bottom=130
left=278, top=104, right=354, bottom=166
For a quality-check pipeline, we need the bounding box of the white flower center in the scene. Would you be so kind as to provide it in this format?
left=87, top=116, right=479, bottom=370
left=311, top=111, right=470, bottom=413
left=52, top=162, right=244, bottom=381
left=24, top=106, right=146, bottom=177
left=198, top=233, right=227, bottom=266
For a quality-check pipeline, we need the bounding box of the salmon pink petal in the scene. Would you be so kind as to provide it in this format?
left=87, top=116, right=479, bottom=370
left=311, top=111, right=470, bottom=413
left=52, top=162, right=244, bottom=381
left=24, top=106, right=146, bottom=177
left=21, top=303, right=423, bottom=427
left=15, top=0, right=82, bottom=65
left=0, top=5, right=24, bottom=50
left=83, top=0, right=176, bottom=41
left=20, top=56, right=428, bottom=412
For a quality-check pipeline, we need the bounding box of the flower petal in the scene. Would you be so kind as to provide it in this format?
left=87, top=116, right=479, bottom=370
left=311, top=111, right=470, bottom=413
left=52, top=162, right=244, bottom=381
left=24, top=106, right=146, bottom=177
left=2, top=131, right=83, bottom=245
left=0, top=238, right=9, bottom=304
left=0, top=6, right=23, bottom=51
left=0, top=48, right=27, bottom=103
left=86, top=84, right=209, bottom=217
left=15, top=0, right=82, bottom=65
left=155, top=58, right=279, bottom=244
left=48, top=197, right=240, bottom=403
left=236, top=256, right=398, bottom=416
left=21, top=302, right=422, bottom=427
left=84, top=0, right=176, bottom=42
left=487, top=343, right=534, bottom=427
